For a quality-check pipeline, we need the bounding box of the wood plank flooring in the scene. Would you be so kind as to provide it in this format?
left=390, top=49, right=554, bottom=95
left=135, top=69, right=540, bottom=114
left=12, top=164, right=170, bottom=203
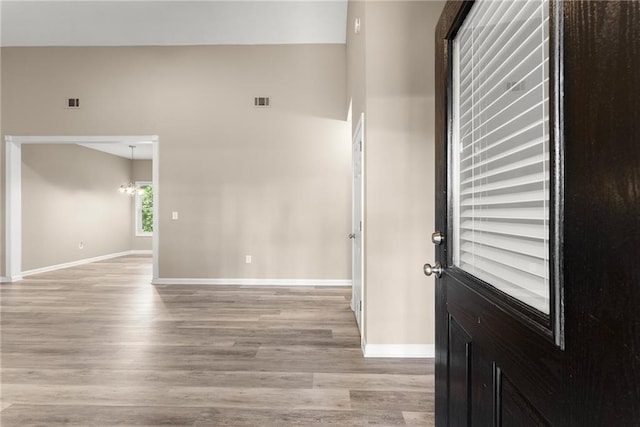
left=1, top=255, right=434, bottom=426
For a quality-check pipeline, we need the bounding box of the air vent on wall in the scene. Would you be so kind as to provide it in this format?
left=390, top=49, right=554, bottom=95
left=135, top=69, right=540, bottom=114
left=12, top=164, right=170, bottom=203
left=66, top=98, right=80, bottom=108
left=254, top=97, right=270, bottom=107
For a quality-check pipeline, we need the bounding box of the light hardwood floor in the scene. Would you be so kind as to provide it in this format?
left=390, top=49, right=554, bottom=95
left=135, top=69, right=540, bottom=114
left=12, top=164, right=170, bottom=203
left=1, top=255, right=434, bottom=426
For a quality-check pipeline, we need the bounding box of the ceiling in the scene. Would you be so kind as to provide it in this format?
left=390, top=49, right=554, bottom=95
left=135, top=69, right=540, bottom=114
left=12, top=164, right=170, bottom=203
left=0, top=1, right=348, bottom=47
left=79, top=141, right=154, bottom=160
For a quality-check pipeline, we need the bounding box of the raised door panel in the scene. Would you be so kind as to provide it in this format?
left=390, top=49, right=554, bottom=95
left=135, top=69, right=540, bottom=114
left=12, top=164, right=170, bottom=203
left=448, top=317, right=472, bottom=425
left=500, top=374, right=551, bottom=427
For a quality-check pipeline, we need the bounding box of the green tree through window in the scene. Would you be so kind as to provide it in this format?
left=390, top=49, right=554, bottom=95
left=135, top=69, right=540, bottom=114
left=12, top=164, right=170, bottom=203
left=141, top=185, right=153, bottom=233
left=135, top=183, right=153, bottom=236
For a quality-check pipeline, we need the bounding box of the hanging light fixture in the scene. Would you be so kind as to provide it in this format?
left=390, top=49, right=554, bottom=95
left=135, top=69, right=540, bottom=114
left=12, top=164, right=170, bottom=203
left=119, top=145, right=144, bottom=196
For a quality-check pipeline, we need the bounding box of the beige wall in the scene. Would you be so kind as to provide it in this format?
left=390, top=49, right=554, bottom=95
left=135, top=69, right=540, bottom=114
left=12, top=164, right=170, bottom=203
left=346, top=0, right=367, bottom=132
left=347, top=1, right=444, bottom=347
left=131, top=159, right=152, bottom=251
left=1, top=45, right=351, bottom=279
left=21, top=144, right=132, bottom=271
left=3, top=8, right=443, bottom=351
left=1, top=46, right=5, bottom=278
left=1, top=159, right=3, bottom=277
left=132, top=159, right=152, bottom=182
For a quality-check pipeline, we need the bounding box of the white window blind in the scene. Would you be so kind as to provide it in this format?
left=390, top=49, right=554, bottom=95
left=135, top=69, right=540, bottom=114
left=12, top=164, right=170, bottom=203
left=452, top=0, right=550, bottom=314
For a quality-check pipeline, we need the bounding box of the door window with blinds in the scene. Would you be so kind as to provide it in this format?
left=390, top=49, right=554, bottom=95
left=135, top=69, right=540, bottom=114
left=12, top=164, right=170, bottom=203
left=451, top=0, right=550, bottom=314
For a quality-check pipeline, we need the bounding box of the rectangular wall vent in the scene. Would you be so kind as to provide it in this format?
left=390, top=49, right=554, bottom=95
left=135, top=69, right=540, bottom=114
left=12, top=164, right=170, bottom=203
left=254, top=97, right=270, bottom=107
left=66, top=98, right=80, bottom=108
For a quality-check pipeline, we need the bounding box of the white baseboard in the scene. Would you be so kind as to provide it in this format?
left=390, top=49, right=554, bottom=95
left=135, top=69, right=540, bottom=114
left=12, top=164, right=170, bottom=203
left=0, top=276, right=16, bottom=283
left=19, top=250, right=147, bottom=279
left=152, top=278, right=352, bottom=287
left=129, top=250, right=153, bottom=255
left=363, top=343, right=435, bottom=358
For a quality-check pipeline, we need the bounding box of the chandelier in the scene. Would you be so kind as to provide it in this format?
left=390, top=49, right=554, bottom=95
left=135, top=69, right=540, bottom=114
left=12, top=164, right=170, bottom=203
left=119, top=145, right=144, bottom=196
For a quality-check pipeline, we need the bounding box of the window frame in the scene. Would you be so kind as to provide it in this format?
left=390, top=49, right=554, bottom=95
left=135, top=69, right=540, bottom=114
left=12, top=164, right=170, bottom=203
left=444, top=0, right=565, bottom=347
left=135, top=181, right=153, bottom=237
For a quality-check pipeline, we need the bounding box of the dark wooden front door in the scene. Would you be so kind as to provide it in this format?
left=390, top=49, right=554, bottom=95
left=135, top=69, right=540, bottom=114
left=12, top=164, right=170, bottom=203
left=432, top=1, right=640, bottom=425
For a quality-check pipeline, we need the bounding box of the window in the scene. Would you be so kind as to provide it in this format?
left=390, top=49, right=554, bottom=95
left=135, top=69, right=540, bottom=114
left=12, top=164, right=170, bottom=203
left=451, top=0, right=550, bottom=314
left=135, top=182, right=153, bottom=236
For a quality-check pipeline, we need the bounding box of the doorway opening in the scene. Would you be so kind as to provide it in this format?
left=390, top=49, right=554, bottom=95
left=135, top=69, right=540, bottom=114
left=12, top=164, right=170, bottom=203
left=4, top=135, right=160, bottom=282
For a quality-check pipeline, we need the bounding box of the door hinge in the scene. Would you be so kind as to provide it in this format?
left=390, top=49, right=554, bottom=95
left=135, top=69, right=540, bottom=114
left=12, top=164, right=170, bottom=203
left=359, top=301, right=362, bottom=312
left=360, top=221, right=362, bottom=231
left=359, top=140, right=362, bottom=151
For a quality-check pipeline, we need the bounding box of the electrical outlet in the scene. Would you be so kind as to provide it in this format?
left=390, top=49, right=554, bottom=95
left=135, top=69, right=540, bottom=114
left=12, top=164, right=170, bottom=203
left=79, top=241, right=84, bottom=249
left=245, top=255, right=252, bottom=264
left=172, top=211, right=179, bottom=220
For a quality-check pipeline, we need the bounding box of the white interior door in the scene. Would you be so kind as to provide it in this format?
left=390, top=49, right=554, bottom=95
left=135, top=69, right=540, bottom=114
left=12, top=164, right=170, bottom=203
left=351, top=114, right=364, bottom=332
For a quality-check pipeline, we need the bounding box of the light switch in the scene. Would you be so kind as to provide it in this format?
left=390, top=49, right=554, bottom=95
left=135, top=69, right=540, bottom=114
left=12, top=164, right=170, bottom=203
left=172, top=211, right=179, bottom=220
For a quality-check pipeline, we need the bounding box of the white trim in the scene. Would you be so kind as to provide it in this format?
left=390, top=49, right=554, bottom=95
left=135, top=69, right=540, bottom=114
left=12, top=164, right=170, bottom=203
left=1, top=277, right=14, bottom=283
left=129, top=250, right=153, bottom=255
left=152, top=278, right=352, bottom=287
left=152, top=140, right=160, bottom=282
left=363, top=343, right=436, bottom=359
left=8, top=135, right=157, bottom=144
left=5, top=137, right=22, bottom=281
left=3, top=135, right=160, bottom=283
left=19, top=250, right=146, bottom=279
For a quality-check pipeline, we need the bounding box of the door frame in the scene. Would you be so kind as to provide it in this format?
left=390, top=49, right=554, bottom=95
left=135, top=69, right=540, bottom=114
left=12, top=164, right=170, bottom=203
left=4, top=135, right=160, bottom=282
left=351, top=113, right=365, bottom=346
